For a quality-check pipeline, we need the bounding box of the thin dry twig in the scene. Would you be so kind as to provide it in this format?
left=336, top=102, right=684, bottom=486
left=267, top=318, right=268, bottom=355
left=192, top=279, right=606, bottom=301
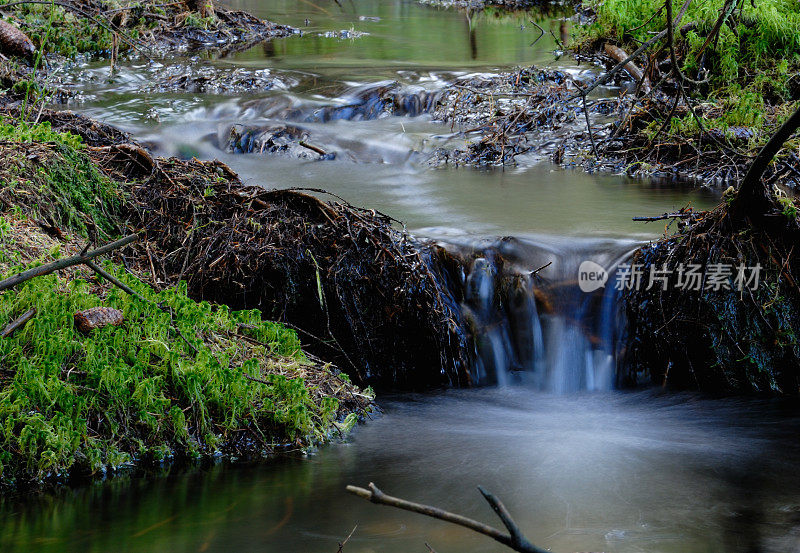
left=346, top=483, right=550, bottom=553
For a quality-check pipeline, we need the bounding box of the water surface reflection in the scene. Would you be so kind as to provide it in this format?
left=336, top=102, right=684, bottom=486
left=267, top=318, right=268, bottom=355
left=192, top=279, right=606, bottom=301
left=3, top=390, right=800, bottom=553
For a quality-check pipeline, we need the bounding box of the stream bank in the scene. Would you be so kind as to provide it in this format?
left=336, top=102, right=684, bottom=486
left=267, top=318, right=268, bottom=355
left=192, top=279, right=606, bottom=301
left=0, top=104, right=378, bottom=491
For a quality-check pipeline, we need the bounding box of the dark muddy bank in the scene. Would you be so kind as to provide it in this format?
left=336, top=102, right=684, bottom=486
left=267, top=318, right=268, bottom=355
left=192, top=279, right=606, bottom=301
left=0, top=99, right=470, bottom=389
left=0, top=115, right=377, bottom=491
left=122, top=157, right=473, bottom=389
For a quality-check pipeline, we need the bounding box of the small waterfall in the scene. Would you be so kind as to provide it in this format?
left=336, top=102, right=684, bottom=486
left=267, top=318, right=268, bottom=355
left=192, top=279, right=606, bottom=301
left=437, top=235, right=637, bottom=393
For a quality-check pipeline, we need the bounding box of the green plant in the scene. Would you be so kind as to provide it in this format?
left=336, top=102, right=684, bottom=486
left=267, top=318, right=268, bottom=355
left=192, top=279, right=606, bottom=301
left=0, top=260, right=363, bottom=488
left=777, top=196, right=797, bottom=219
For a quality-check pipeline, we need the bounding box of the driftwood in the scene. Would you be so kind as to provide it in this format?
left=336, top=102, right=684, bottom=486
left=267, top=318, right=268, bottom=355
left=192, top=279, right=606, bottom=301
left=346, top=482, right=550, bottom=553
left=298, top=140, right=327, bottom=156
left=1, top=308, right=35, bottom=338
left=0, top=234, right=139, bottom=292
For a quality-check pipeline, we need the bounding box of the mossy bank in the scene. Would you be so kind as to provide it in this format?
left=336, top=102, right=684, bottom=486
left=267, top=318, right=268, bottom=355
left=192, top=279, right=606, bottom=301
left=0, top=117, right=372, bottom=492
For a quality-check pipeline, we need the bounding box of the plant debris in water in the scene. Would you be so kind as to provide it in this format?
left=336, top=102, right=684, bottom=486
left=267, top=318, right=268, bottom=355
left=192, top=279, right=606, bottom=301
left=428, top=66, right=618, bottom=168
left=572, top=0, right=800, bottom=186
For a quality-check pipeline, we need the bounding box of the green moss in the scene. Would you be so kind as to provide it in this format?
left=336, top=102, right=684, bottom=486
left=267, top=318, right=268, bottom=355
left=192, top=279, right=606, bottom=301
left=578, top=0, right=800, bottom=142
left=0, top=119, right=82, bottom=148
left=0, top=119, right=123, bottom=239
left=0, top=0, right=117, bottom=57
left=0, top=259, right=358, bottom=487
left=580, top=0, right=800, bottom=85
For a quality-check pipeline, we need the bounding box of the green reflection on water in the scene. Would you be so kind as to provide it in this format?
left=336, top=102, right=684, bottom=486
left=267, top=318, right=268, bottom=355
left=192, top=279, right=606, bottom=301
left=231, top=0, right=570, bottom=74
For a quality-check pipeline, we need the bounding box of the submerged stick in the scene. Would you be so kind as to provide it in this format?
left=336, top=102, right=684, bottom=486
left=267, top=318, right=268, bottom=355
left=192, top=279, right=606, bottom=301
left=0, top=234, right=138, bottom=292
left=336, top=524, right=357, bottom=553
left=346, top=483, right=550, bottom=553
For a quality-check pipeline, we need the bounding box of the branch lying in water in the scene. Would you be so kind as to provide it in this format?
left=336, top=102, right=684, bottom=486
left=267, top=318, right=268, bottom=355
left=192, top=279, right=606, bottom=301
left=345, top=482, right=551, bottom=553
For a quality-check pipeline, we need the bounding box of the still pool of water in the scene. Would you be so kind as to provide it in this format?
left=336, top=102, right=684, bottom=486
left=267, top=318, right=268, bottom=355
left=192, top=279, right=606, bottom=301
left=3, top=390, right=800, bottom=552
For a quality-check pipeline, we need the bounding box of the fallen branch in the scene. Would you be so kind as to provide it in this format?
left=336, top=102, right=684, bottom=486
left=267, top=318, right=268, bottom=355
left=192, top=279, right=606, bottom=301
left=573, top=0, right=692, bottom=100
left=529, top=261, right=552, bottom=276
left=1, top=308, right=35, bottom=338
left=85, top=259, right=149, bottom=303
left=0, top=234, right=139, bottom=292
left=346, top=482, right=550, bottom=553
left=735, top=102, right=800, bottom=218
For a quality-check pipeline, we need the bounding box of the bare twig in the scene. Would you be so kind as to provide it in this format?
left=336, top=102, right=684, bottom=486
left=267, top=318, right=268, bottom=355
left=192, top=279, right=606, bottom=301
left=633, top=211, right=695, bottom=222
left=346, top=483, right=550, bottom=553
left=0, top=234, right=139, bottom=292
left=528, top=19, right=544, bottom=47
left=573, top=0, right=692, bottom=100
left=85, top=259, right=149, bottom=302
left=665, top=0, right=709, bottom=86
left=299, top=140, right=328, bottom=156
left=1, top=308, right=36, bottom=338
left=336, top=525, right=357, bottom=553
left=530, top=261, right=552, bottom=276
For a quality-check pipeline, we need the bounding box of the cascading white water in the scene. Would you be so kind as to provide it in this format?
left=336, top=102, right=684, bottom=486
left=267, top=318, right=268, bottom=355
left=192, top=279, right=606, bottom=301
left=440, top=235, right=638, bottom=392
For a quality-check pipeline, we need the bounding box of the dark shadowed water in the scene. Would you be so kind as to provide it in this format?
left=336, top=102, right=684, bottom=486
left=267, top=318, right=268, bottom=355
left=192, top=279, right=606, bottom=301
left=4, top=1, right=795, bottom=552
left=3, top=390, right=800, bottom=553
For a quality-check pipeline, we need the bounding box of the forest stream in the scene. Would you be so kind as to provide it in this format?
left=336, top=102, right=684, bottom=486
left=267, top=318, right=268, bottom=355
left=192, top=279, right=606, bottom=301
left=2, top=1, right=800, bottom=552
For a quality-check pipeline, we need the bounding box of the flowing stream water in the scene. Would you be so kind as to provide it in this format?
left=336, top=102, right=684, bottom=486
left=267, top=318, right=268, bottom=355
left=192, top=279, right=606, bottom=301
left=3, top=1, right=800, bottom=552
